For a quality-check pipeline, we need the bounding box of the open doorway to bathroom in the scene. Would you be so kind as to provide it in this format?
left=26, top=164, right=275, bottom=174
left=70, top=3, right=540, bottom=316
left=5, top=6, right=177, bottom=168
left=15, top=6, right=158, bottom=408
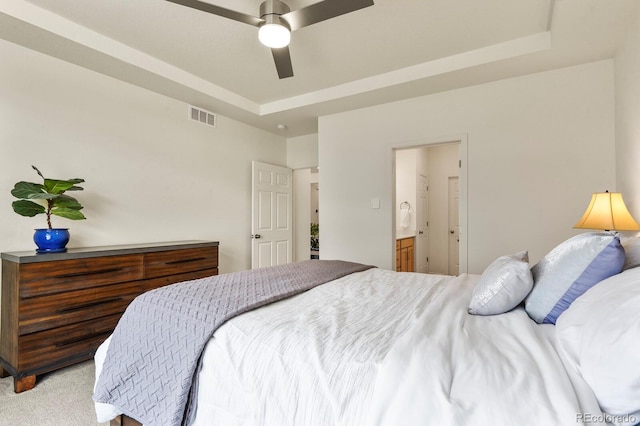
left=394, top=141, right=463, bottom=275
left=293, top=167, right=320, bottom=261
left=310, top=180, right=319, bottom=259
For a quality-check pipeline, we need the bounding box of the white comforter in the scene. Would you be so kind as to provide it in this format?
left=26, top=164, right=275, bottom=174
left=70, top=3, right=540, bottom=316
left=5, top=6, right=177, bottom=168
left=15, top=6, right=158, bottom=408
left=95, top=268, right=606, bottom=425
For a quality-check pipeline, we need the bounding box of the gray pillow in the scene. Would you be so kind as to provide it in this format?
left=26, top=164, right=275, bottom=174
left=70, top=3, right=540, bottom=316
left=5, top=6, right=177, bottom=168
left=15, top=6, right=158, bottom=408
left=621, top=237, right=640, bottom=270
left=468, top=251, right=533, bottom=316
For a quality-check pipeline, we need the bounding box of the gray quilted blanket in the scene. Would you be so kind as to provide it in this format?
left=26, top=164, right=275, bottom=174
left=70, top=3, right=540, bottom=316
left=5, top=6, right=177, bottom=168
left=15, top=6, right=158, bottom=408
left=93, top=260, right=374, bottom=426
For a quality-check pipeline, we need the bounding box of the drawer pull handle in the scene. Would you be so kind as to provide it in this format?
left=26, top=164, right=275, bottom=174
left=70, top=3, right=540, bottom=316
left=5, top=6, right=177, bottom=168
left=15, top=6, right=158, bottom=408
left=163, top=257, right=207, bottom=265
left=53, top=267, right=124, bottom=279
left=56, top=297, right=123, bottom=313
left=55, top=331, right=112, bottom=348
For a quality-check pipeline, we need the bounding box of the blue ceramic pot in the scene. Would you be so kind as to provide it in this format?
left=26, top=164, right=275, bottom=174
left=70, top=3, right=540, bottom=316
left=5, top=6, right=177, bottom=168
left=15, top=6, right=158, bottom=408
left=33, top=228, right=70, bottom=253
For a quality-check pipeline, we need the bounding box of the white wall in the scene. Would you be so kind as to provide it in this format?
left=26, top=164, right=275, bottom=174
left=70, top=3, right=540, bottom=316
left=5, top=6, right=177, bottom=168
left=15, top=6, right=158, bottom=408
left=0, top=39, right=286, bottom=274
left=319, top=61, right=616, bottom=273
left=615, top=11, right=640, bottom=225
left=287, top=134, right=318, bottom=170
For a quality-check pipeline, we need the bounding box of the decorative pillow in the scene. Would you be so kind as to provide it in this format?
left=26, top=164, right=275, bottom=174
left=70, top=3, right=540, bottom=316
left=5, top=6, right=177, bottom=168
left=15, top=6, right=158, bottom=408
left=621, top=236, right=640, bottom=270
left=556, top=267, right=640, bottom=420
left=524, top=232, right=624, bottom=324
left=468, top=250, right=533, bottom=316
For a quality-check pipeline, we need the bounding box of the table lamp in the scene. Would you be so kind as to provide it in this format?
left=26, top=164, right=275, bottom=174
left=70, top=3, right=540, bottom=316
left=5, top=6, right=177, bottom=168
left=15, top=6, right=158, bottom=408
left=574, top=191, right=639, bottom=231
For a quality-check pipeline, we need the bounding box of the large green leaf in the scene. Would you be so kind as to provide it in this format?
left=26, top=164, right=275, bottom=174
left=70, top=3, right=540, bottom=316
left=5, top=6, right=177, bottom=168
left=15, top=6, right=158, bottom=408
left=52, top=195, right=83, bottom=210
left=51, top=207, right=86, bottom=220
left=12, top=200, right=45, bottom=217
left=26, top=192, right=58, bottom=200
left=44, top=179, right=77, bottom=194
left=11, top=181, right=45, bottom=199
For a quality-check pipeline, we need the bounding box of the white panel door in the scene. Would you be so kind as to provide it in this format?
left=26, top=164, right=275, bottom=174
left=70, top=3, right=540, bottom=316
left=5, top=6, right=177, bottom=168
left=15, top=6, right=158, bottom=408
left=252, top=161, right=293, bottom=269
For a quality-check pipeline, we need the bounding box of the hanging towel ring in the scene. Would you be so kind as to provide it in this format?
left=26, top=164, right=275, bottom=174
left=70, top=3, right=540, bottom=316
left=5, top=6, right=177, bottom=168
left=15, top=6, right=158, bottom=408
left=400, top=201, right=411, bottom=211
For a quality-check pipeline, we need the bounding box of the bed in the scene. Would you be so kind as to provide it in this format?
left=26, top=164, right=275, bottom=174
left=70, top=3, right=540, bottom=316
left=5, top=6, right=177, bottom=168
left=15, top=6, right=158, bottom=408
left=93, top=232, right=640, bottom=426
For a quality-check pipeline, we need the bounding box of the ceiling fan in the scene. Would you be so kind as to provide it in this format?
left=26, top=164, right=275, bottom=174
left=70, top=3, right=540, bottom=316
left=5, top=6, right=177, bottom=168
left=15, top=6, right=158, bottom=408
left=166, top=0, right=374, bottom=79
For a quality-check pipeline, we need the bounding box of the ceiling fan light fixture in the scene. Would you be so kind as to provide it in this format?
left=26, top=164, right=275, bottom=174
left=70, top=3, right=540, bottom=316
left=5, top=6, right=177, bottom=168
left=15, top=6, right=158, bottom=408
left=258, top=0, right=291, bottom=48
left=258, top=22, right=290, bottom=48
left=167, top=0, right=375, bottom=79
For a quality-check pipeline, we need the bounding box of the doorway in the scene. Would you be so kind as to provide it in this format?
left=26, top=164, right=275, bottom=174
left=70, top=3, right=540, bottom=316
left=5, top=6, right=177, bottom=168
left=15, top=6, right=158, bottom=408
left=393, top=141, right=463, bottom=275
left=292, top=167, right=319, bottom=262
left=310, top=181, right=319, bottom=259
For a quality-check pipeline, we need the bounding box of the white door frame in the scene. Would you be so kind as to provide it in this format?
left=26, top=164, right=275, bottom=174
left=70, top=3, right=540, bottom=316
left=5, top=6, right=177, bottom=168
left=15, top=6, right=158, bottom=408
left=392, top=134, right=468, bottom=274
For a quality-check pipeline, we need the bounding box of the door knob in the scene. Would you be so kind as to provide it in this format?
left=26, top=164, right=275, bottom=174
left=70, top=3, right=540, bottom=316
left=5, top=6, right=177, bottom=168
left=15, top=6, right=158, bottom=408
left=251, top=234, right=262, bottom=239
left=449, top=230, right=454, bottom=234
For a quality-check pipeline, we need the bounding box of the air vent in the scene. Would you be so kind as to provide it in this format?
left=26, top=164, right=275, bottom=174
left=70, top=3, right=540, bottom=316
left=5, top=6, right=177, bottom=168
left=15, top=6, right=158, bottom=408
left=188, top=105, right=216, bottom=128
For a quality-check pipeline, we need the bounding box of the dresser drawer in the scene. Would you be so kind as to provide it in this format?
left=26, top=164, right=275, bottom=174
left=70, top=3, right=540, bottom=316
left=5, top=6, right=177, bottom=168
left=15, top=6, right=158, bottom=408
left=17, top=314, right=119, bottom=372
left=143, top=268, right=219, bottom=292
left=19, top=255, right=144, bottom=298
left=144, top=246, right=218, bottom=278
left=18, top=281, right=142, bottom=335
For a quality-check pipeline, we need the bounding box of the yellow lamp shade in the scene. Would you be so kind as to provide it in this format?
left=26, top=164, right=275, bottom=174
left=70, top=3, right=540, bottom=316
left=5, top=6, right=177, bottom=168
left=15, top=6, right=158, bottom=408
left=574, top=191, right=639, bottom=231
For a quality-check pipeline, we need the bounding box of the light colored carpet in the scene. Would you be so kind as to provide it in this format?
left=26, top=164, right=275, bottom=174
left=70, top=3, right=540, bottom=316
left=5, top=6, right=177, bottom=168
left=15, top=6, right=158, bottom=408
left=0, top=361, right=108, bottom=426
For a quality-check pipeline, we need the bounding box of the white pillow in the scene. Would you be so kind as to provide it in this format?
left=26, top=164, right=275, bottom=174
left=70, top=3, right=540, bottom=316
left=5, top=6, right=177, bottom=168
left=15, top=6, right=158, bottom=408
left=468, top=250, right=533, bottom=316
left=621, top=236, right=640, bottom=271
left=525, top=232, right=625, bottom=324
left=556, top=267, right=640, bottom=421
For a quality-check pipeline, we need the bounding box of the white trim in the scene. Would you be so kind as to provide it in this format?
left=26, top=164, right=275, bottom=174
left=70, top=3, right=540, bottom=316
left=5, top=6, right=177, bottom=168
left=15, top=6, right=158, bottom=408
left=260, top=33, right=551, bottom=114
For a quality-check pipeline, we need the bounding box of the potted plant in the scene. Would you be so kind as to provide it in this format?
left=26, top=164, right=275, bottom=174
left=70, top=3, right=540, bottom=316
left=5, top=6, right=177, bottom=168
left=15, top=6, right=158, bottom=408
left=11, top=165, right=86, bottom=253
left=310, top=222, right=319, bottom=251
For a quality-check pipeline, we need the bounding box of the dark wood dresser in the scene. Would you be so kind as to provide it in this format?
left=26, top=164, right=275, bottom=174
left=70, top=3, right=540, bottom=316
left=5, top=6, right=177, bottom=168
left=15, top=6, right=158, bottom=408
left=0, top=240, right=219, bottom=392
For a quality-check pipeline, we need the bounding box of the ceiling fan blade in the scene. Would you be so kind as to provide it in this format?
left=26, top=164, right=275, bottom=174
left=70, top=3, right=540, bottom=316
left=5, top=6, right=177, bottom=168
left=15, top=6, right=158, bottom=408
left=271, top=47, right=294, bottom=79
left=166, top=0, right=264, bottom=27
left=281, top=0, right=374, bottom=31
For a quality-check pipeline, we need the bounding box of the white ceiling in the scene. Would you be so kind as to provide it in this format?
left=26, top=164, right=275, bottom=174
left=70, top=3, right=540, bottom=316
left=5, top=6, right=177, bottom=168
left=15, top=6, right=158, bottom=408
left=1, top=0, right=639, bottom=136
